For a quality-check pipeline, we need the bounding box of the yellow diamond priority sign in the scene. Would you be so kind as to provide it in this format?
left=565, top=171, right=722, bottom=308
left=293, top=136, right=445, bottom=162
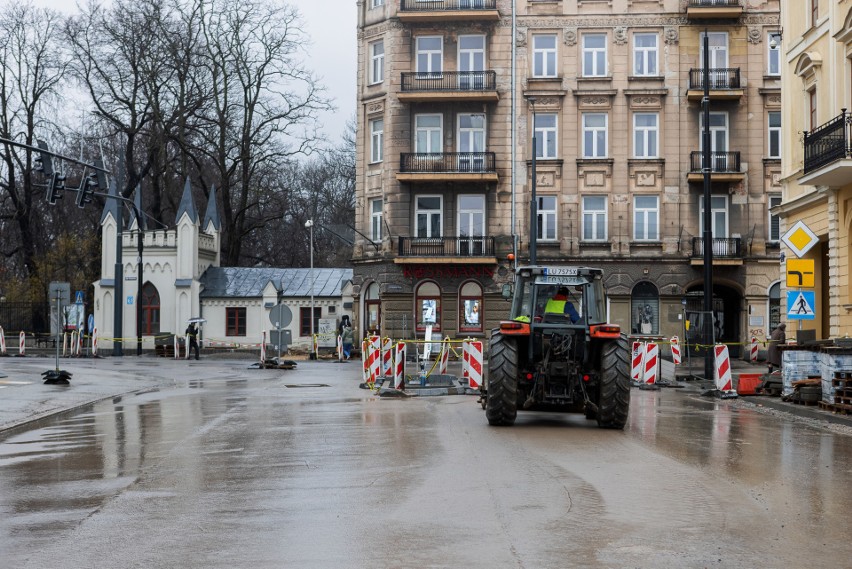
left=781, top=220, right=818, bottom=258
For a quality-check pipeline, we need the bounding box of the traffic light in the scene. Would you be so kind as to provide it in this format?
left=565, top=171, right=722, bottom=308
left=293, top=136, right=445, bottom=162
left=45, top=171, right=66, bottom=205
left=34, top=139, right=53, bottom=176
left=76, top=172, right=97, bottom=208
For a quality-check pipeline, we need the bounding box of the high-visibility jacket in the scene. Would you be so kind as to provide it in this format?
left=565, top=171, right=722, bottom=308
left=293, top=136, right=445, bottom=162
left=545, top=298, right=567, bottom=314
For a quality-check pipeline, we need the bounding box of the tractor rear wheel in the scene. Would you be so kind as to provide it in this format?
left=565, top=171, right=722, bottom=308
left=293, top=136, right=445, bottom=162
left=597, top=335, right=630, bottom=429
left=485, top=332, right=519, bottom=426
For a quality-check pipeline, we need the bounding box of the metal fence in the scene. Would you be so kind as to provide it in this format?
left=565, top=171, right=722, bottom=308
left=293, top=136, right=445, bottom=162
left=0, top=301, right=50, bottom=334
left=400, top=0, right=497, bottom=10
left=804, top=109, right=852, bottom=173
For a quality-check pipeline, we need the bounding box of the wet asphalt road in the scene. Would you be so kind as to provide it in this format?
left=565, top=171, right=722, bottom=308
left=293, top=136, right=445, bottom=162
left=1, top=359, right=851, bottom=568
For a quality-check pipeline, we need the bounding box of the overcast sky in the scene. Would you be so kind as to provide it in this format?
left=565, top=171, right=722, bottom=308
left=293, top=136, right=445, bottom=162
left=34, top=0, right=357, bottom=145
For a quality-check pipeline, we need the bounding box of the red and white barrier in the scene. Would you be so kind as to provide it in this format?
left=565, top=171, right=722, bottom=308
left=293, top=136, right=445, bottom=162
left=394, top=342, right=406, bottom=389
left=643, top=343, right=659, bottom=385
left=0, top=326, right=6, bottom=355
left=63, top=333, right=69, bottom=357
left=18, top=331, right=25, bottom=356
left=714, top=344, right=733, bottom=392
left=92, top=328, right=98, bottom=357
left=439, top=336, right=450, bottom=374
left=361, top=339, right=369, bottom=382
left=631, top=341, right=644, bottom=382
left=174, top=334, right=180, bottom=359
left=382, top=337, right=393, bottom=377
left=77, top=331, right=83, bottom=356
left=462, top=340, right=470, bottom=381
left=368, top=335, right=381, bottom=384
left=69, top=331, right=77, bottom=356
left=260, top=330, right=267, bottom=362
left=670, top=336, right=681, bottom=366
left=749, top=336, right=758, bottom=363
left=467, top=341, right=483, bottom=389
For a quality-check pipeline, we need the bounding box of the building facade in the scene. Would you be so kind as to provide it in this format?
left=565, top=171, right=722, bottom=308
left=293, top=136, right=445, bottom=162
left=354, top=0, right=782, bottom=355
left=778, top=0, right=852, bottom=340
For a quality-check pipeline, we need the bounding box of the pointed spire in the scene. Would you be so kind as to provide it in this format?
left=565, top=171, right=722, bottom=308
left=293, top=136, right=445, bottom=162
left=100, top=179, right=121, bottom=225
left=203, top=184, right=221, bottom=231
left=175, top=176, right=198, bottom=225
left=128, top=185, right=147, bottom=230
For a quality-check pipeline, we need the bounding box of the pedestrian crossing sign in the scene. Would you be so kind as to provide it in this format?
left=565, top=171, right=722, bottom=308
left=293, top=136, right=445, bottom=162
left=787, top=291, right=815, bottom=320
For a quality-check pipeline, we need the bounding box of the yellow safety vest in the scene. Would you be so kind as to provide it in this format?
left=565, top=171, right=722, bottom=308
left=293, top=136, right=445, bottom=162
left=545, top=298, right=567, bottom=314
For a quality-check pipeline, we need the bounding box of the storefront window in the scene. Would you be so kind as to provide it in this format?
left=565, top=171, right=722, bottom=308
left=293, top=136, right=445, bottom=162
left=459, top=281, right=483, bottom=333
left=416, top=281, right=441, bottom=332
left=631, top=281, right=659, bottom=336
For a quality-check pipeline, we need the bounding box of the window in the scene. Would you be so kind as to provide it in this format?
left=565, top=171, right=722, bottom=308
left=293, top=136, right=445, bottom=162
left=768, top=33, right=781, bottom=76
left=369, top=118, right=383, bottom=163
left=768, top=111, right=781, bottom=158
left=698, top=112, right=728, bottom=154
left=458, top=195, right=485, bottom=254
left=226, top=307, right=247, bottom=336
left=299, top=307, right=321, bottom=337
left=582, top=195, right=607, bottom=241
left=582, top=33, right=607, bottom=77
left=365, top=282, right=380, bottom=333
left=369, top=40, right=384, bottom=84
left=631, top=282, right=659, bottom=336
left=457, top=113, right=486, bottom=170
left=699, top=195, right=729, bottom=237
left=370, top=198, right=382, bottom=241
left=633, top=113, right=658, bottom=158
left=416, top=281, right=441, bottom=332
left=582, top=113, right=607, bottom=158
left=768, top=194, right=782, bottom=242
left=415, top=195, right=442, bottom=238
left=809, top=89, right=817, bottom=130
left=371, top=0, right=384, bottom=7
left=415, top=114, right=442, bottom=153
left=633, top=33, right=658, bottom=76
left=532, top=34, right=557, bottom=77
left=811, top=0, right=818, bottom=25
left=633, top=195, right=659, bottom=241
left=459, top=281, right=483, bottom=333
left=534, top=113, right=557, bottom=159
left=140, top=282, right=160, bottom=335
left=537, top=195, right=557, bottom=241
left=416, top=36, right=443, bottom=75
left=458, top=35, right=485, bottom=89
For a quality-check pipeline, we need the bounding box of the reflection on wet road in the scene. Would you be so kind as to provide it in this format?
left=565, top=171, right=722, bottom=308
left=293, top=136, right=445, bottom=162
left=1, top=361, right=851, bottom=568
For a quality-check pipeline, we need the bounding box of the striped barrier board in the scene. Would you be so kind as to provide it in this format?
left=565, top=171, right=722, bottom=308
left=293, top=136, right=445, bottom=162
left=0, top=326, right=5, bottom=355
left=467, top=341, right=483, bottom=389
left=631, top=341, right=644, bottom=382
left=439, top=336, right=450, bottom=375
left=670, top=336, right=681, bottom=366
left=394, top=342, right=406, bottom=389
left=92, top=328, right=98, bottom=357
left=462, top=340, right=470, bottom=380
left=368, top=335, right=381, bottom=384
left=361, top=339, right=368, bottom=382
left=383, top=337, right=393, bottom=377
left=714, top=344, right=733, bottom=392
left=643, top=343, right=659, bottom=385
left=19, top=331, right=25, bottom=356
left=749, top=337, right=758, bottom=362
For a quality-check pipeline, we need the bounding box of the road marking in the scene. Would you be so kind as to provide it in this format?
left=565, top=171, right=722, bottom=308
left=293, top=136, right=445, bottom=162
left=0, top=380, right=33, bottom=386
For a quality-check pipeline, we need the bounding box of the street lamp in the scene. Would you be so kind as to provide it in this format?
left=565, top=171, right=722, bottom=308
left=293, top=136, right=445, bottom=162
left=305, top=219, right=316, bottom=360
left=527, top=96, right=538, bottom=265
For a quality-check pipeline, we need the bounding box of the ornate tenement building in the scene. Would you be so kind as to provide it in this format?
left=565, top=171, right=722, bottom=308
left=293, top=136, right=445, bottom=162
left=353, top=0, right=781, bottom=355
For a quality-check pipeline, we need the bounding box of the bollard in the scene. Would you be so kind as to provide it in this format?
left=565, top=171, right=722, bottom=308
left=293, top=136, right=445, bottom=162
left=260, top=331, right=267, bottom=363
left=18, top=331, right=25, bottom=356
left=750, top=336, right=759, bottom=363
left=670, top=336, right=681, bottom=366
left=337, top=335, right=343, bottom=362
left=92, top=328, right=99, bottom=357
left=174, top=333, right=180, bottom=360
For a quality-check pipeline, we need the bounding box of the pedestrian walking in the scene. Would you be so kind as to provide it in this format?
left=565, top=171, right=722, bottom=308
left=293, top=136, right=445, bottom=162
left=767, top=322, right=786, bottom=373
left=186, top=322, right=200, bottom=360
left=341, top=324, right=354, bottom=360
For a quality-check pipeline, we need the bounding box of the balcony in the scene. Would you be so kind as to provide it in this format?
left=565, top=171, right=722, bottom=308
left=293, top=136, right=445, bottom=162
left=396, top=236, right=497, bottom=264
left=685, top=0, right=743, bottom=19
left=800, top=110, right=852, bottom=188
left=398, top=0, right=500, bottom=22
left=397, top=152, right=498, bottom=183
left=399, top=71, right=499, bottom=103
left=690, top=237, right=743, bottom=265
left=686, top=68, right=743, bottom=101
left=687, top=151, right=744, bottom=182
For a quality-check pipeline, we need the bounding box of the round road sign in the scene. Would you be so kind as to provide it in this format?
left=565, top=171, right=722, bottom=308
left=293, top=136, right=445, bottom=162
left=269, top=304, right=292, bottom=328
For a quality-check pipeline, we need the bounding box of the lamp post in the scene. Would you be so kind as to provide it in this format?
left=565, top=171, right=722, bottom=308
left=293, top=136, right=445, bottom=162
left=527, top=96, right=538, bottom=265
left=305, top=219, right=316, bottom=360
left=701, top=30, right=715, bottom=383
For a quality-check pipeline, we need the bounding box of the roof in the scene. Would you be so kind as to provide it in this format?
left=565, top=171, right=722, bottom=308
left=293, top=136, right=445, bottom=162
left=175, top=177, right=198, bottom=224
left=100, top=180, right=122, bottom=225
left=203, top=185, right=221, bottom=231
left=200, top=267, right=353, bottom=299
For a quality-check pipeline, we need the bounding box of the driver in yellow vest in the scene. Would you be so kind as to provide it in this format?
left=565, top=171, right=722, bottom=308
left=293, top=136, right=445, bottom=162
left=544, top=286, right=580, bottom=323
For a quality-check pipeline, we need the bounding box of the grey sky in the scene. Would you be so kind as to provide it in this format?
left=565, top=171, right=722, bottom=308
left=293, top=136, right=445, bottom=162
left=33, top=0, right=357, bottom=144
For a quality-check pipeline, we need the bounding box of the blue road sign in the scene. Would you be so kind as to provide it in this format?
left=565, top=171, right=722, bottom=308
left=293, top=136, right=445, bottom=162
left=787, top=290, right=816, bottom=320
left=75, top=290, right=84, bottom=304
left=127, top=296, right=134, bottom=305
left=88, top=314, right=95, bottom=333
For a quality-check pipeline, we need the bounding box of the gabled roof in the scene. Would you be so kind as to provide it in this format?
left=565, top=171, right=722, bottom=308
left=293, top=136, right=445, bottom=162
left=175, top=177, right=198, bottom=224
left=199, top=267, right=353, bottom=299
left=203, top=184, right=220, bottom=231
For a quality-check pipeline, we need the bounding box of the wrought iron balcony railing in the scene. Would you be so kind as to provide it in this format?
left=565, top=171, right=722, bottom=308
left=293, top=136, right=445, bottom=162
left=398, top=236, right=496, bottom=257
left=401, top=71, right=497, bottom=92
left=688, top=68, right=741, bottom=90
left=804, top=109, right=852, bottom=173
left=400, top=0, right=497, bottom=11
left=689, top=151, right=741, bottom=173
left=691, top=237, right=742, bottom=258
left=399, top=152, right=496, bottom=173
left=687, top=0, right=741, bottom=8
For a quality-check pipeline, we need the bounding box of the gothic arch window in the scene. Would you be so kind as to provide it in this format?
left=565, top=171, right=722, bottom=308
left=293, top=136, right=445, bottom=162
left=140, top=282, right=160, bottom=335
left=631, top=281, right=659, bottom=336
left=416, top=280, right=441, bottom=333
left=459, top=280, right=483, bottom=333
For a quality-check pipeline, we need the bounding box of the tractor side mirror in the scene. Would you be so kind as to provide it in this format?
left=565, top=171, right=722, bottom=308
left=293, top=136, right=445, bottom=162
left=501, top=283, right=513, bottom=300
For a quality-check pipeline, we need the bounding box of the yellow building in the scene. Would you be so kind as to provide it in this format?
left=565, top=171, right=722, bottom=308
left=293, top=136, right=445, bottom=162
left=779, top=0, right=852, bottom=339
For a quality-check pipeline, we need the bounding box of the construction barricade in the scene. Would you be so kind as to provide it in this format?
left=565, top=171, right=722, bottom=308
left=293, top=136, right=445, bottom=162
left=749, top=337, right=759, bottom=362
left=714, top=344, right=736, bottom=397
left=631, top=341, right=644, bottom=382
left=670, top=336, right=681, bottom=366
left=394, top=342, right=406, bottom=389
left=92, top=328, right=99, bottom=357
left=466, top=340, right=483, bottom=389
left=382, top=337, right=393, bottom=379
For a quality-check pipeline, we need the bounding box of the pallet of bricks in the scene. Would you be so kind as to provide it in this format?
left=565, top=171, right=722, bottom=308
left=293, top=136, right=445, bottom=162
left=819, top=371, right=852, bottom=415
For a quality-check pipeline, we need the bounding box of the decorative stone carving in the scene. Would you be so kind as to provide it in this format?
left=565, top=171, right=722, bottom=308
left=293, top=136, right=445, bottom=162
left=637, top=172, right=656, bottom=186
left=631, top=96, right=661, bottom=108
left=614, top=27, right=628, bottom=45
left=537, top=172, right=555, bottom=187
left=564, top=28, right=577, bottom=46
left=516, top=27, right=527, bottom=47
left=366, top=101, right=384, bottom=115
left=582, top=97, right=610, bottom=106
left=748, top=27, right=762, bottom=44
left=585, top=172, right=605, bottom=187
left=664, top=26, right=679, bottom=45
left=771, top=173, right=782, bottom=186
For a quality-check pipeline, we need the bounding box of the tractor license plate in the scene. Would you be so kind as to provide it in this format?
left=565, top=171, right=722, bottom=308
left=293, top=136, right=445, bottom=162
left=546, top=268, right=578, bottom=276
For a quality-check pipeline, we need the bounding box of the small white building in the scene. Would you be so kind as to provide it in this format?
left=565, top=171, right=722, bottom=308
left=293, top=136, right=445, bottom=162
left=93, top=178, right=353, bottom=353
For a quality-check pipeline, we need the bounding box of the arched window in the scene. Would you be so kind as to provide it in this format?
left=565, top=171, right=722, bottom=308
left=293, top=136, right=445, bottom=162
left=631, top=281, right=659, bottom=335
left=768, top=282, right=781, bottom=332
left=140, top=282, right=160, bottom=335
left=459, top=280, right=483, bottom=333
left=416, top=281, right=441, bottom=333
left=365, top=282, right=381, bottom=334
